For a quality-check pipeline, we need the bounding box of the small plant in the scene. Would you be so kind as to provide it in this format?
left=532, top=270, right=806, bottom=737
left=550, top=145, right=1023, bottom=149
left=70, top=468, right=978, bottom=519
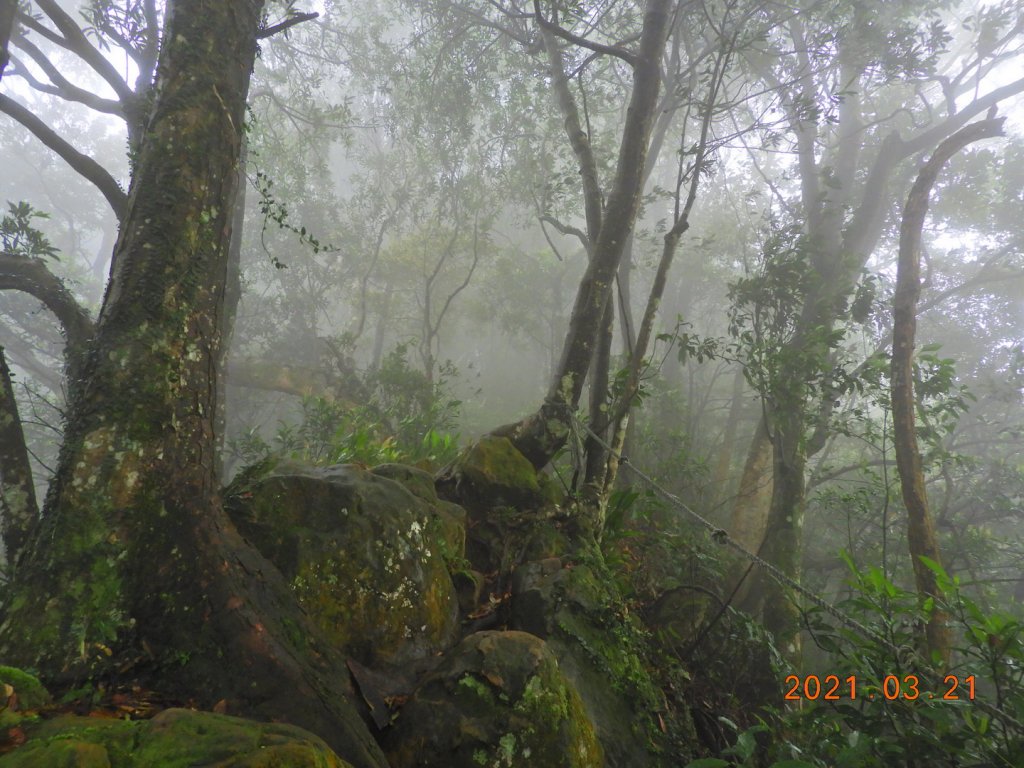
left=1, top=202, right=60, bottom=260
left=228, top=343, right=461, bottom=469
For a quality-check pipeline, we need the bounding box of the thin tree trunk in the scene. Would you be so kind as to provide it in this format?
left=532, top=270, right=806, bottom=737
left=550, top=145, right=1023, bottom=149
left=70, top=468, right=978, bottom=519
left=756, top=405, right=806, bottom=657
left=583, top=299, right=615, bottom=493
left=729, top=417, right=773, bottom=550
left=892, top=116, right=1004, bottom=666
left=711, top=366, right=746, bottom=505
left=497, top=0, right=673, bottom=472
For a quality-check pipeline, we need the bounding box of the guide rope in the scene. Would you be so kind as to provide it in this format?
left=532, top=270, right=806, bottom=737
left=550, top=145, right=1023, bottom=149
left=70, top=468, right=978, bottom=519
left=572, top=412, right=1023, bottom=731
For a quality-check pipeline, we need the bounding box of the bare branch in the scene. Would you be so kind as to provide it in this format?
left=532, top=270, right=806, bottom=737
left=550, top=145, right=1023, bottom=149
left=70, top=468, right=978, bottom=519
left=0, top=253, right=95, bottom=356
left=14, top=10, right=69, bottom=51
left=257, top=11, right=319, bottom=40
left=33, top=0, right=134, bottom=103
left=432, top=217, right=482, bottom=339
left=533, top=0, right=636, bottom=67
left=539, top=214, right=589, bottom=251
left=0, top=94, right=127, bottom=219
left=0, top=0, right=15, bottom=81
left=538, top=17, right=602, bottom=244
left=9, top=34, right=124, bottom=116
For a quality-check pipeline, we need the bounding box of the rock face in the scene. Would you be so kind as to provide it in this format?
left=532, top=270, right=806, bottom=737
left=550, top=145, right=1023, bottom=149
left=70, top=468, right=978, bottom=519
left=510, top=557, right=669, bottom=768
left=0, top=708, right=352, bottom=767
left=438, top=438, right=683, bottom=767
left=226, top=461, right=463, bottom=670
left=383, top=631, right=603, bottom=768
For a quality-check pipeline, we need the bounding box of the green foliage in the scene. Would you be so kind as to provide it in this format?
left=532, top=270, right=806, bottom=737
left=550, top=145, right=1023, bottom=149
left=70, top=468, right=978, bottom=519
left=252, top=169, right=336, bottom=267
left=229, top=343, right=460, bottom=469
left=714, top=559, right=1024, bottom=767
left=0, top=202, right=59, bottom=260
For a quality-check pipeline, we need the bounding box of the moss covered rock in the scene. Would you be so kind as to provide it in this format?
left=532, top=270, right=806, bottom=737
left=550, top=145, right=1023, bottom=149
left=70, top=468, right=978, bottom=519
left=0, top=666, right=50, bottom=747
left=226, top=462, right=461, bottom=669
left=384, top=630, right=602, bottom=767
left=371, top=463, right=467, bottom=565
left=445, top=436, right=543, bottom=507
left=510, top=556, right=692, bottom=767
left=0, top=667, right=50, bottom=712
left=0, top=707, right=352, bottom=767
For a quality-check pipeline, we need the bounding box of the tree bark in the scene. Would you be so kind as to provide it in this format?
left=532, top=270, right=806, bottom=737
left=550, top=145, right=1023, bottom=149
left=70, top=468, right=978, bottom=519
left=0, top=346, right=37, bottom=568
left=892, top=116, right=1004, bottom=666
left=0, top=3, right=386, bottom=765
left=0, top=0, right=14, bottom=81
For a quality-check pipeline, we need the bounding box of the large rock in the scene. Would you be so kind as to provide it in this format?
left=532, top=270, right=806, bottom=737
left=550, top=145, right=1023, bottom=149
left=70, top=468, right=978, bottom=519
left=384, top=631, right=602, bottom=767
left=511, top=556, right=689, bottom=767
left=437, top=437, right=570, bottom=575
left=0, top=708, right=352, bottom=767
left=226, top=461, right=462, bottom=669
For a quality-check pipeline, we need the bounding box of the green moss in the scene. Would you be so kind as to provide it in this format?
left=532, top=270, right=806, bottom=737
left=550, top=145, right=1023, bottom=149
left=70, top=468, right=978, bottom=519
left=0, top=667, right=51, bottom=710
left=457, top=436, right=541, bottom=500
left=229, top=465, right=460, bottom=668
left=386, top=631, right=601, bottom=768
left=0, top=709, right=352, bottom=767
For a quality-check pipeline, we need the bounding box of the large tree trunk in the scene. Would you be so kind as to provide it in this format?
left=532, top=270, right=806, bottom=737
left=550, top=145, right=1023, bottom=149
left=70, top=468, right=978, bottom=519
left=0, top=3, right=386, bottom=765
left=891, top=116, right=1004, bottom=666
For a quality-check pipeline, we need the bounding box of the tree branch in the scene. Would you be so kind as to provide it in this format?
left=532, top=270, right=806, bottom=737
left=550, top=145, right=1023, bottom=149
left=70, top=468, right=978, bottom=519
left=0, top=0, right=15, bottom=81
left=9, top=34, right=124, bottom=116
left=0, top=93, right=127, bottom=219
left=0, top=252, right=96, bottom=357
left=14, top=10, right=69, bottom=50
left=33, top=0, right=134, bottom=103
left=538, top=17, right=602, bottom=245
left=539, top=214, right=590, bottom=251
left=257, top=11, right=319, bottom=39
left=533, top=0, right=636, bottom=66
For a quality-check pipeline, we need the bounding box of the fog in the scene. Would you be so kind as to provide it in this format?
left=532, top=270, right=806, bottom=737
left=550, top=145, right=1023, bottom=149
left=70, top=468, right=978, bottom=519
left=2, top=1, right=1024, bottom=759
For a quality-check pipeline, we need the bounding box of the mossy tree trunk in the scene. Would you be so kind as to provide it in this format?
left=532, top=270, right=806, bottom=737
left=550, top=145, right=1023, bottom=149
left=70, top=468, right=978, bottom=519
left=891, top=116, right=1004, bottom=666
left=0, top=3, right=386, bottom=766
left=0, top=346, right=38, bottom=567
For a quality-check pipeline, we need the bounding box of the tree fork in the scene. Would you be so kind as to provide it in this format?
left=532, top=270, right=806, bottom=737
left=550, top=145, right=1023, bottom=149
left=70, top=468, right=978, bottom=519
left=502, top=0, right=673, bottom=470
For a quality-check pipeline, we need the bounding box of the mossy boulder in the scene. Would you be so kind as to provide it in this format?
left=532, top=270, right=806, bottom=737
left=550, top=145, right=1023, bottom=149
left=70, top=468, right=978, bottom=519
left=443, top=436, right=543, bottom=508
left=371, top=463, right=467, bottom=564
left=384, top=630, right=602, bottom=767
left=0, top=667, right=50, bottom=712
left=226, top=461, right=461, bottom=669
left=0, top=707, right=351, bottom=766
left=510, top=556, right=690, bottom=767
left=0, top=667, right=50, bottom=743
